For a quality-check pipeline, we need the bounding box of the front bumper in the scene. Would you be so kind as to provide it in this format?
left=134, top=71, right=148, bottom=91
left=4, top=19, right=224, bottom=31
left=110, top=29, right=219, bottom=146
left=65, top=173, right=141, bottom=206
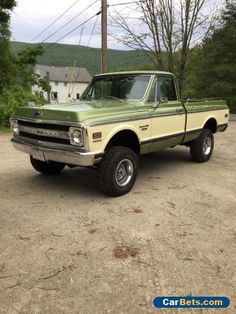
left=11, top=138, right=99, bottom=167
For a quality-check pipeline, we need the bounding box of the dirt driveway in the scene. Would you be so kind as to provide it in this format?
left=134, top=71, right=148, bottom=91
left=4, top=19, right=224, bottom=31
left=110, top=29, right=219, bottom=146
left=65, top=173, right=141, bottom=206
left=0, top=123, right=235, bottom=314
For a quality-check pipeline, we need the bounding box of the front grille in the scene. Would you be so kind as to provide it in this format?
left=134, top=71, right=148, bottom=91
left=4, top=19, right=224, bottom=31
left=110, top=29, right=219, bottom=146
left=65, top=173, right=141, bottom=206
left=18, top=120, right=71, bottom=145
left=18, top=120, right=70, bottom=131
left=19, top=132, right=70, bottom=145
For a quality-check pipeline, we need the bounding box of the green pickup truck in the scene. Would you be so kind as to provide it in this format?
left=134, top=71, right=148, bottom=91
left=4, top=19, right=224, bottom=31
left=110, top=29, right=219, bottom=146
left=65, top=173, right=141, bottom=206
left=10, top=71, right=229, bottom=196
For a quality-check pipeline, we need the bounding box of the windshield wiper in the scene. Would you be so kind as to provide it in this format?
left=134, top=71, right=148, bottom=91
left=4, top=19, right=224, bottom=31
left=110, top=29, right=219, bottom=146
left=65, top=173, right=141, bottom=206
left=103, top=96, right=125, bottom=103
left=81, top=97, right=95, bottom=101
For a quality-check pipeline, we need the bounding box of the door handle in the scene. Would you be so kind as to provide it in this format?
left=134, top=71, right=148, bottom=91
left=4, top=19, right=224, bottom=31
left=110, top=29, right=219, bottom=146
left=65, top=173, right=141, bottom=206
left=153, top=103, right=158, bottom=109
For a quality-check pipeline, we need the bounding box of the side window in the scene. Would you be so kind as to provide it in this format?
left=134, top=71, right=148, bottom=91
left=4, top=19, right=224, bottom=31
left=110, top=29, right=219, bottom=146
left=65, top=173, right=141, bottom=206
left=157, top=77, right=177, bottom=101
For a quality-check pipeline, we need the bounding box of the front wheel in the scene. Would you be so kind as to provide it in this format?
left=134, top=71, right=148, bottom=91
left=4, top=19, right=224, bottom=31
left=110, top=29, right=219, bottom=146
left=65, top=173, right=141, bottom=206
left=97, top=146, right=138, bottom=196
left=190, top=129, right=214, bottom=162
left=30, top=156, right=65, bottom=175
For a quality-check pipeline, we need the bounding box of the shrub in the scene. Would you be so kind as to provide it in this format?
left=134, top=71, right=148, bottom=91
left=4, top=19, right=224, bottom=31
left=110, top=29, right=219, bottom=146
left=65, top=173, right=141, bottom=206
left=0, top=85, right=45, bottom=127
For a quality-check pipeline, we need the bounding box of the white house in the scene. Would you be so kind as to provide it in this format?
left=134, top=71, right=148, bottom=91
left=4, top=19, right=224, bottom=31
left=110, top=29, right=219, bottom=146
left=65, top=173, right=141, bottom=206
left=32, top=64, right=92, bottom=103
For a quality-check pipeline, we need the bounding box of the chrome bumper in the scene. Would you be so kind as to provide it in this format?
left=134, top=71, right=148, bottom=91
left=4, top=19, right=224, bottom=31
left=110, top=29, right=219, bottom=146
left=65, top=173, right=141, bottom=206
left=11, top=138, right=99, bottom=167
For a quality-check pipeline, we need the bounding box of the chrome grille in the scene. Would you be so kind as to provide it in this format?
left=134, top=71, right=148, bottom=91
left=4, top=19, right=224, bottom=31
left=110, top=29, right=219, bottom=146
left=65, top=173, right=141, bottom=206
left=18, top=125, right=69, bottom=140
left=18, top=120, right=71, bottom=145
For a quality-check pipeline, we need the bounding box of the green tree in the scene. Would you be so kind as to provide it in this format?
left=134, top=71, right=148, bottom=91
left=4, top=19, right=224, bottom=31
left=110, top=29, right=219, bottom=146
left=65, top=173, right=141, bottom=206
left=14, top=44, right=50, bottom=91
left=0, top=43, right=51, bottom=127
left=191, top=0, right=236, bottom=112
left=0, top=0, right=17, bottom=92
left=0, top=1, right=52, bottom=128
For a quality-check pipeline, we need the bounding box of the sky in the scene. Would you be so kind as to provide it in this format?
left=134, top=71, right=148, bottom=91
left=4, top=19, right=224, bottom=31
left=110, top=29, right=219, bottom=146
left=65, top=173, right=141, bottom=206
left=10, top=0, right=223, bottom=51
left=10, top=0, right=138, bottom=50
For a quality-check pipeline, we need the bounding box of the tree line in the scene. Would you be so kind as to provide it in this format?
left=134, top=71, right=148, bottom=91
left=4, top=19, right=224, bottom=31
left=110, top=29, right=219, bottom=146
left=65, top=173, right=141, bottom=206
left=112, top=0, right=236, bottom=112
left=187, top=0, right=236, bottom=112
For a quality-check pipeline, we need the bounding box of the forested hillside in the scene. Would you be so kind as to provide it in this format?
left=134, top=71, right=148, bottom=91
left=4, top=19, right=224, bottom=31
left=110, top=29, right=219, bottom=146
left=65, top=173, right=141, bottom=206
left=11, top=42, right=152, bottom=75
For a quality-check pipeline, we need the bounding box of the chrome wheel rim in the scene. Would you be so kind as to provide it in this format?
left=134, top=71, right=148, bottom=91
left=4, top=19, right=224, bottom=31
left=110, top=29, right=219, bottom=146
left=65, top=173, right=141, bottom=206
left=203, top=137, right=212, bottom=155
left=115, top=159, right=134, bottom=187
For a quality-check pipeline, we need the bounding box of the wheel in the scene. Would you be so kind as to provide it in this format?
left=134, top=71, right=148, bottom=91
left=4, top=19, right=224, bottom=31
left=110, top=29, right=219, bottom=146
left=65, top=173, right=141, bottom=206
left=97, top=146, right=138, bottom=196
left=190, top=129, right=214, bottom=162
left=30, top=156, right=65, bottom=175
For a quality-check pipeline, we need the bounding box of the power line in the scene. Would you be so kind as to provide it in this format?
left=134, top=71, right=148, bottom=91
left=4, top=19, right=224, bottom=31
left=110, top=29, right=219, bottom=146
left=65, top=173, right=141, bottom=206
left=108, top=1, right=141, bottom=7
left=38, top=1, right=140, bottom=64
left=78, top=27, right=84, bottom=46
left=41, top=0, right=99, bottom=43
left=87, top=13, right=99, bottom=47
left=45, top=11, right=101, bottom=49
left=31, top=0, right=138, bottom=45
left=30, top=0, right=81, bottom=42
left=70, top=6, right=100, bottom=95
left=67, top=27, right=84, bottom=100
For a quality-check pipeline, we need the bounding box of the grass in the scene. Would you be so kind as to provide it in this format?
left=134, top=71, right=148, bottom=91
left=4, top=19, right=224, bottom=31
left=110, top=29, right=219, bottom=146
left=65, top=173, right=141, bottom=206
left=0, top=126, right=11, bottom=134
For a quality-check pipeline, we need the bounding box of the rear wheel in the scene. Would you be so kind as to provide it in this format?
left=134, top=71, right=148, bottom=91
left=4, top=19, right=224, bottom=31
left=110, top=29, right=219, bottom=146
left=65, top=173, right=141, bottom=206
left=190, top=129, right=214, bottom=162
left=30, top=156, right=65, bottom=175
left=97, top=146, right=138, bottom=196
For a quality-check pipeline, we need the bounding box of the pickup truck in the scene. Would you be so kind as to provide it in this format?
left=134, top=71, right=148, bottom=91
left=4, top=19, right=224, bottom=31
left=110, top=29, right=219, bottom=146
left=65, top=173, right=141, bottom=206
left=10, top=71, right=229, bottom=196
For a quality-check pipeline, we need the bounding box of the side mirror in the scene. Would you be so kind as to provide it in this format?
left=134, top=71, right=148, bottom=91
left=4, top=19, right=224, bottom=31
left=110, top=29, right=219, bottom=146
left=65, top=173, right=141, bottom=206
left=158, top=96, right=168, bottom=104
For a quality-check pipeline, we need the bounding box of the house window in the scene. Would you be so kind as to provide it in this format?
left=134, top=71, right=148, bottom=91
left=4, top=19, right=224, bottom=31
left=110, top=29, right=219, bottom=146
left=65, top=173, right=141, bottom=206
left=76, top=93, right=80, bottom=99
left=68, top=93, right=71, bottom=98
left=51, top=92, right=58, bottom=100
left=55, top=81, right=58, bottom=86
left=64, top=82, right=67, bottom=87
left=39, top=91, right=44, bottom=98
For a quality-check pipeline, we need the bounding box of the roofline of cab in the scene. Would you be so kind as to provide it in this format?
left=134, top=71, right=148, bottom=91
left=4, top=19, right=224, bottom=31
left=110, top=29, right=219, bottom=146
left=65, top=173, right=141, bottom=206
left=94, top=71, right=175, bottom=77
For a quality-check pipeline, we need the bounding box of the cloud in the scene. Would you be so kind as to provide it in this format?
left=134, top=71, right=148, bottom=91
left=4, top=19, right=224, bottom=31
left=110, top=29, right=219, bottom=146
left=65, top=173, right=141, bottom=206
left=11, top=0, right=221, bottom=50
left=10, top=0, right=135, bottom=49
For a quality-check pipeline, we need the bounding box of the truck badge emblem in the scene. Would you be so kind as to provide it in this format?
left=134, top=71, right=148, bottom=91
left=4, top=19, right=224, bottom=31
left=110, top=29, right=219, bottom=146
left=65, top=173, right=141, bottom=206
left=35, top=111, right=43, bottom=119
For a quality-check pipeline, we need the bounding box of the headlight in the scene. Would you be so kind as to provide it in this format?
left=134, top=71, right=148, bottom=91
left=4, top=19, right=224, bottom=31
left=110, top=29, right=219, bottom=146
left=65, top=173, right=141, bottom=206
left=69, top=127, right=84, bottom=146
left=10, top=119, right=19, bottom=135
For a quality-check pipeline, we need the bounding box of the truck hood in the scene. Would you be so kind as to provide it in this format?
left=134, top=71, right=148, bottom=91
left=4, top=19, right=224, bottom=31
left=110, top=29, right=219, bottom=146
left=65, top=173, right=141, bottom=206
left=14, top=100, right=145, bottom=125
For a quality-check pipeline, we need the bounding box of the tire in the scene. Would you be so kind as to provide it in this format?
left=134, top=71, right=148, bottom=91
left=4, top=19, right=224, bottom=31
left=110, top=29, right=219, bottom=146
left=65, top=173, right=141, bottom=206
left=190, top=129, right=214, bottom=162
left=97, top=146, right=138, bottom=197
left=30, top=156, right=65, bottom=175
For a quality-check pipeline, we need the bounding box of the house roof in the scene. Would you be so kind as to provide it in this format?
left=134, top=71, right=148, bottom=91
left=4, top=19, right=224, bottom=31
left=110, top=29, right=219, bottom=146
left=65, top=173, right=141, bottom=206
left=35, top=64, right=92, bottom=83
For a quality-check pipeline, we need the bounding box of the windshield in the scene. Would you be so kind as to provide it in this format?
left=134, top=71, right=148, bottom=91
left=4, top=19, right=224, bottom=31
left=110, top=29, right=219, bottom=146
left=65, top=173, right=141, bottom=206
left=81, top=75, right=151, bottom=101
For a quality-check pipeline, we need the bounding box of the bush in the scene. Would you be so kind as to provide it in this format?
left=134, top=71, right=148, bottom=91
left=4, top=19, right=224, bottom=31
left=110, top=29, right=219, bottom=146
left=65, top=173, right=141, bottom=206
left=227, top=98, right=236, bottom=113
left=0, top=85, right=45, bottom=127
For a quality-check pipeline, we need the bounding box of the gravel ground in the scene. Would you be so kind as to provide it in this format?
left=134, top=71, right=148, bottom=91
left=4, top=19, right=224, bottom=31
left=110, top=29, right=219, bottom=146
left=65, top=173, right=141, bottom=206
left=0, top=123, right=235, bottom=314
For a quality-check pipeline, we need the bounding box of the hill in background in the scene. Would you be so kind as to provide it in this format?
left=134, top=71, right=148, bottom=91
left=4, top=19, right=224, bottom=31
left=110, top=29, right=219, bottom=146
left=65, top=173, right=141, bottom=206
left=11, top=42, right=153, bottom=75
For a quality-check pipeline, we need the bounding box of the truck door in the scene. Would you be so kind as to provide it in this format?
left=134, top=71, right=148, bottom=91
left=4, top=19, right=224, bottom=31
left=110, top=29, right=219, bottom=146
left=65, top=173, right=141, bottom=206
left=148, top=75, right=186, bottom=150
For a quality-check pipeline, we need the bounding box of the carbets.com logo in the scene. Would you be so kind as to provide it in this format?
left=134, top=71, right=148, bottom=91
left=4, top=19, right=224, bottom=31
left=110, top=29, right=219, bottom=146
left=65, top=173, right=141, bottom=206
left=153, top=296, right=230, bottom=309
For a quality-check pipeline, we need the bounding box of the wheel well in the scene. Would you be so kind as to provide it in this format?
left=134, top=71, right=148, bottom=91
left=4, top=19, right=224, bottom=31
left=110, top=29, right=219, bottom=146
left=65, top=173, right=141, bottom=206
left=105, top=130, right=140, bottom=154
left=204, top=118, right=217, bottom=133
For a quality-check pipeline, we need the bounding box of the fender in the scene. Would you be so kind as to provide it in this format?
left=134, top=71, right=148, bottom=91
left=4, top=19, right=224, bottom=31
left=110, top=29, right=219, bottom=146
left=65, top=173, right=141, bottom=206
left=202, top=115, right=217, bottom=132
left=101, top=124, right=141, bottom=152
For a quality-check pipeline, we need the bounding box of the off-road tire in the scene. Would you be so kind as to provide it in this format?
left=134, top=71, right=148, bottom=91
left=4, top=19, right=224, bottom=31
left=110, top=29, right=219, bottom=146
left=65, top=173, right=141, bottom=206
left=97, top=146, right=138, bottom=197
left=30, top=156, right=65, bottom=175
left=190, top=129, right=214, bottom=162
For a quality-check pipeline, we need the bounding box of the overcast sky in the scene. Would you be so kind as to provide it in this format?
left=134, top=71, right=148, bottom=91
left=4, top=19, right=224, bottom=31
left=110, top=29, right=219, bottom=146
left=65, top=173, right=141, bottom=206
left=10, top=0, right=138, bottom=50
left=10, top=0, right=222, bottom=51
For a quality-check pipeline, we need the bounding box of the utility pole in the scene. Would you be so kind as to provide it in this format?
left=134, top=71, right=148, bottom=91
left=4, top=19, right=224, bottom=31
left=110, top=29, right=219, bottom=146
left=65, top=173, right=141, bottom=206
left=101, top=0, right=108, bottom=73
left=46, top=71, right=51, bottom=103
